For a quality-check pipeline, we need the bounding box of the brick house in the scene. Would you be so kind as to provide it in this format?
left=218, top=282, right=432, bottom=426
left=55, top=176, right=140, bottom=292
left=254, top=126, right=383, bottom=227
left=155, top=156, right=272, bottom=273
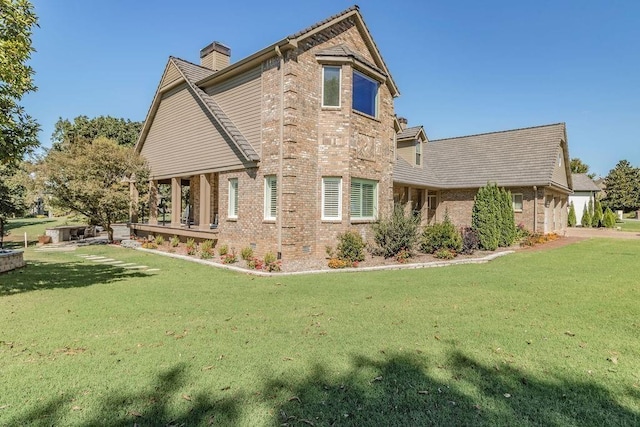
left=132, top=6, right=572, bottom=260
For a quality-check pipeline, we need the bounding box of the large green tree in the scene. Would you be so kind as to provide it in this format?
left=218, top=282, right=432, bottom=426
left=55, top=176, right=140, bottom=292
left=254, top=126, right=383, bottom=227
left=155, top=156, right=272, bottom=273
left=570, top=158, right=596, bottom=179
left=42, top=137, right=149, bottom=241
left=0, top=0, right=39, bottom=166
left=603, top=160, right=640, bottom=212
left=51, top=115, right=142, bottom=150
left=0, top=164, right=26, bottom=247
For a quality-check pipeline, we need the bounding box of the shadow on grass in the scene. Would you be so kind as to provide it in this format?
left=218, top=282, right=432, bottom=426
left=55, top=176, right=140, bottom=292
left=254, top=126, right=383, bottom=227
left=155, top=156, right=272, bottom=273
left=0, top=260, right=149, bottom=296
left=6, top=352, right=639, bottom=425
left=4, top=218, right=58, bottom=232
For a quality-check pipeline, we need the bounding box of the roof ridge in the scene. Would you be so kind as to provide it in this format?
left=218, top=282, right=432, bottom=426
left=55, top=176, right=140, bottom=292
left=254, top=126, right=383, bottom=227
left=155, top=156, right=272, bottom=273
left=288, top=5, right=359, bottom=39
left=430, top=122, right=565, bottom=142
left=169, top=55, right=213, bottom=71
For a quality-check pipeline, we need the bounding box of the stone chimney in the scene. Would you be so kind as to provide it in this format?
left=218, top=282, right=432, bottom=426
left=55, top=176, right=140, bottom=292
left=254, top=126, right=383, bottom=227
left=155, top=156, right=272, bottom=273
left=398, top=117, right=408, bottom=131
left=200, top=41, right=231, bottom=71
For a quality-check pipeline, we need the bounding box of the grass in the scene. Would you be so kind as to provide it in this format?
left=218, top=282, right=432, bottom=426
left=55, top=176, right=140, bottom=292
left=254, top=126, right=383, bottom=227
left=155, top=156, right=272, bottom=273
left=1, top=236, right=639, bottom=425
left=2, top=217, right=82, bottom=249
left=619, top=219, right=640, bottom=232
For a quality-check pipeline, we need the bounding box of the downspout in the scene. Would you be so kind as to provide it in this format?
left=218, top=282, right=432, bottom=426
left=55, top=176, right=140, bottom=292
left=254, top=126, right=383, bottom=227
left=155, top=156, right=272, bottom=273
left=275, top=45, right=284, bottom=259
left=533, top=186, right=537, bottom=233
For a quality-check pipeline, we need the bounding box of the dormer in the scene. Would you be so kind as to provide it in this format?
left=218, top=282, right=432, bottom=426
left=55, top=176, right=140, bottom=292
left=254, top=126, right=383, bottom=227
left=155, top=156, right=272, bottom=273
left=396, top=117, right=427, bottom=167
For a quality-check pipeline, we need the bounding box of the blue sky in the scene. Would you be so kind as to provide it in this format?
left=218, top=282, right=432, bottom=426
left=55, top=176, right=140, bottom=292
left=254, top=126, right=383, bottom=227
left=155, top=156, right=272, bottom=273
left=23, top=0, right=639, bottom=178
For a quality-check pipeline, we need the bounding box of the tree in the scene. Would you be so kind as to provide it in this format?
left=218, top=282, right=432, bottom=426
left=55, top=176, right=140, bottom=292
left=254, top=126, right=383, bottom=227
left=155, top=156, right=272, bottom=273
left=42, top=137, right=149, bottom=241
left=570, top=158, right=596, bottom=179
left=603, top=207, right=616, bottom=228
left=498, top=187, right=516, bottom=247
left=0, top=164, right=26, bottom=247
left=603, top=160, right=640, bottom=212
left=568, top=201, right=576, bottom=227
left=51, top=115, right=143, bottom=150
left=580, top=203, right=591, bottom=228
left=592, top=198, right=603, bottom=228
left=0, top=0, right=39, bottom=166
left=472, top=183, right=500, bottom=250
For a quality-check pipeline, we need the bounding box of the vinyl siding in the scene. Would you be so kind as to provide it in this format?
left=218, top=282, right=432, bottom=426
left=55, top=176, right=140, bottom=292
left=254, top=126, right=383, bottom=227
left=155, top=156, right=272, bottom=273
left=141, top=83, right=248, bottom=179
left=160, top=62, right=182, bottom=90
left=551, top=146, right=569, bottom=188
left=396, top=140, right=418, bottom=167
left=206, top=66, right=262, bottom=153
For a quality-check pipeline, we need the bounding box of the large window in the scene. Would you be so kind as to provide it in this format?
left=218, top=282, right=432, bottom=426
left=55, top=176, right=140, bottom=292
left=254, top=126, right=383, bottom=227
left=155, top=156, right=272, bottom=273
left=322, top=177, right=342, bottom=220
left=228, top=178, right=238, bottom=219
left=512, top=193, right=523, bottom=212
left=352, top=70, right=378, bottom=117
left=264, top=175, right=277, bottom=220
left=322, top=66, right=341, bottom=107
left=350, top=178, right=377, bottom=220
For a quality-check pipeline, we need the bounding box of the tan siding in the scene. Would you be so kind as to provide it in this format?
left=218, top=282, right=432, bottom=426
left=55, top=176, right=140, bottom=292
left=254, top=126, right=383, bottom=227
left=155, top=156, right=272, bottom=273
left=160, top=62, right=182, bottom=89
left=397, top=140, right=416, bottom=166
left=551, top=146, right=569, bottom=188
left=206, top=66, right=262, bottom=151
left=140, top=83, right=247, bottom=179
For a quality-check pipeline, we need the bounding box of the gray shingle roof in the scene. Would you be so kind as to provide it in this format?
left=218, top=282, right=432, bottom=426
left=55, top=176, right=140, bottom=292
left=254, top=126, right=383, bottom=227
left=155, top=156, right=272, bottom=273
left=171, top=57, right=260, bottom=162
left=415, top=123, right=568, bottom=189
left=315, top=44, right=386, bottom=76
left=393, top=156, right=439, bottom=187
left=571, top=173, right=600, bottom=192
left=288, top=5, right=360, bottom=39
left=397, top=126, right=423, bottom=140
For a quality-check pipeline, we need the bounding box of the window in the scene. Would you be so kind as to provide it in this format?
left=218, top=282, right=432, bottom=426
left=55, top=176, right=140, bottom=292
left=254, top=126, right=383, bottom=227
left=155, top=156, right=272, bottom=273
left=352, top=70, right=378, bottom=117
left=427, top=194, right=438, bottom=210
left=264, top=175, right=277, bottom=220
left=228, top=178, right=238, bottom=219
left=350, top=178, right=377, bottom=220
left=322, top=66, right=341, bottom=107
left=415, top=140, right=422, bottom=165
left=322, top=177, right=342, bottom=220
left=512, top=193, right=523, bottom=212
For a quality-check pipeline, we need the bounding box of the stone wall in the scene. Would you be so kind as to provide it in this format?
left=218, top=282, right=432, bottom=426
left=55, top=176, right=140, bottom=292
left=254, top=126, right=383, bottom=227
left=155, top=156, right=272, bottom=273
left=0, top=250, right=25, bottom=274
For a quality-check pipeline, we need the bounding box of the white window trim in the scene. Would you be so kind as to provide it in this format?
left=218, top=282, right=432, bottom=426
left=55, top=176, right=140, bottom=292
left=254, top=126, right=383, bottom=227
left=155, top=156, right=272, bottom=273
left=415, top=140, right=422, bottom=166
left=350, top=178, right=378, bottom=221
left=352, top=69, right=379, bottom=118
left=228, top=178, right=238, bottom=219
left=322, top=177, right=342, bottom=221
left=264, top=175, right=277, bottom=221
left=322, top=65, right=341, bottom=108
left=512, top=193, right=523, bottom=212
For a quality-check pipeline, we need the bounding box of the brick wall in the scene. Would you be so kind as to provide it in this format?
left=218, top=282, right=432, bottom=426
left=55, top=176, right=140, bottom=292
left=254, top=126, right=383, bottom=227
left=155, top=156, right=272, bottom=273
left=0, top=251, right=25, bottom=273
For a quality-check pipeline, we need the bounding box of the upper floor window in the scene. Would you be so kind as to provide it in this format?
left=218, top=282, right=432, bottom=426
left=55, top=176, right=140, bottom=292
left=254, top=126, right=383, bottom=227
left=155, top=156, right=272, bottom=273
left=264, top=175, right=277, bottom=220
left=322, top=66, right=341, bottom=107
left=415, top=140, right=422, bottom=165
left=228, top=178, right=238, bottom=219
left=352, top=70, right=378, bottom=117
left=351, top=178, right=377, bottom=220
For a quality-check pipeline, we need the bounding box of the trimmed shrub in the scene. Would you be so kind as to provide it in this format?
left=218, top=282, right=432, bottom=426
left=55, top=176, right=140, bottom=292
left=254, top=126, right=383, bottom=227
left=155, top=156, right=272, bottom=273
left=603, top=207, right=616, bottom=228
left=498, top=187, right=516, bottom=247
left=420, top=212, right=462, bottom=254
left=581, top=203, right=591, bottom=228
left=263, top=251, right=281, bottom=272
left=434, top=248, right=456, bottom=260
left=186, top=238, right=197, bottom=255
left=200, top=240, right=215, bottom=259
left=471, top=183, right=500, bottom=250
left=170, top=235, right=180, bottom=247
left=371, top=204, right=420, bottom=258
left=247, top=257, right=264, bottom=270
left=460, top=227, right=479, bottom=255
left=240, top=246, right=254, bottom=261
left=568, top=202, right=577, bottom=227
left=218, top=243, right=229, bottom=256
left=592, top=199, right=603, bottom=228
left=337, top=230, right=366, bottom=263
left=154, top=235, right=165, bottom=246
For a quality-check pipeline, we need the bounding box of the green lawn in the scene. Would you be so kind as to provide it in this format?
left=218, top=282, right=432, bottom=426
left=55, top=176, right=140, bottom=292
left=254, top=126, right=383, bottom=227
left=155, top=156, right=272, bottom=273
left=619, top=219, right=640, bottom=232
left=2, top=217, right=82, bottom=249
left=1, top=239, right=639, bottom=425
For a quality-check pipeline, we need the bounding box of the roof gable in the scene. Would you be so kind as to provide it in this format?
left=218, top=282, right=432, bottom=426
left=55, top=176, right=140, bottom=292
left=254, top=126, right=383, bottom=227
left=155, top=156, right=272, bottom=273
left=571, top=174, right=600, bottom=192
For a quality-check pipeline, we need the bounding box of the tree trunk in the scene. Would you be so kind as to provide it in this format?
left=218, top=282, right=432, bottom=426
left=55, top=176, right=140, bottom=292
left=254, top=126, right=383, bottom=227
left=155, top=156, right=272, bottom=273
left=0, top=217, right=4, bottom=249
left=107, top=222, right=113, bottom=243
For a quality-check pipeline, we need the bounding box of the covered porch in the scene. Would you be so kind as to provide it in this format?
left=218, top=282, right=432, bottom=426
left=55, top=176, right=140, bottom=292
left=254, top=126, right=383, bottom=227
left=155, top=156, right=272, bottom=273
left=393, top=184, right=439, bottom=226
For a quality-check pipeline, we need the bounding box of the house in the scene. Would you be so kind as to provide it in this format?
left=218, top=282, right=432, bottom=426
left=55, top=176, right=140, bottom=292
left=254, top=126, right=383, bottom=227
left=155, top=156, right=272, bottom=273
left=569, top=173, right=601, bottom=223
left=393, top=122, right=573, bottom=234
left=131, top=5, right=573, bottom=260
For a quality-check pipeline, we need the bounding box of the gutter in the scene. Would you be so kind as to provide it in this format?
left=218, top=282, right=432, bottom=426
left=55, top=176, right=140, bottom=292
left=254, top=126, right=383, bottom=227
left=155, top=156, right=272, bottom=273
left=275, top=45, right=284, bottom=259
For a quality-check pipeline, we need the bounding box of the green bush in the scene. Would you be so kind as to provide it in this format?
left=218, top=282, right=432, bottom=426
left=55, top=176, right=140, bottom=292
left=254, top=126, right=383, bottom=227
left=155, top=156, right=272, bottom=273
left=498, top=187, right=517, bottom=247
left=592, top=199, right=603, bottom=227
left=154, top=235, right=165, bottom=246
left=186, top=238, right=197, bottom=255
left=581, top=204, right=591, bottom=228
left=603, top=207, right=616, bottom=228
left=240, top=246, right=254, bottom=261
left=170, top=235, right=180, bottom=247
left=336, top=230, right=366, bottom=262
left=568, top=202, right=577, bottom=227
left=471, top=183, right=499, bottom=250
left=200, top=240, right=215, bottom=259
left=263, top=251, right=281, bottom=272
left=218, top=243, right=228, bottom=256
left=433, top=248, right=456, bottom=260
left=420, top=212, right=462, bottom=254
left=371, top=204, right=420, bottom=258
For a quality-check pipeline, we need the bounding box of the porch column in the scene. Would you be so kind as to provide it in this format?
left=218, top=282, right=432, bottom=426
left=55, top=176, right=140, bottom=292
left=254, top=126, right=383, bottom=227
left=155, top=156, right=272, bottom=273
left=129, top=180, right=139, bottom=223
left=199, top=173, right=212, bottom=228
left=171, top=177, right=181, bottom=226
left=149, top=180, right=158, bottom=225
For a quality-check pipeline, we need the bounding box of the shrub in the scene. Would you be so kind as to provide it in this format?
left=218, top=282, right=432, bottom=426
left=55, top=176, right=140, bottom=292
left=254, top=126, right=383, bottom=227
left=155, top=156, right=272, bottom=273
left=141, top=240, right=157, bottom=249
left=218, top=243, right=229, bottom=256
left=221, top=252, right=237, bottom=264
left=568, top=202, right=577, bottom=227
left=170, top=235, right=180, bottom=247
left=603, top=207, right=616, bottom=228
left=471, top=183, right=500, bottom=250
left=515, top=223, right=531, bottom=240
left=328, top=258, right=348, bottom=269
left=200, top=240, right=215, bottom=259
left=263, top=251, right=281, bottom=272
left=581, top=204, right=591, bottom=227
left=241, top=246, right=254, bottom=261
left=434, top=248, right=456, bottom=260
left=154, top=235, right=165, bottom=246
left=247, top=257, right=264, bottom=270
left=371, top=204, right=420, bottom=258
left=420, top=212, right=462, bottom=254
left=337, top=230, right=366, bottom=262
left=498, top=188, right=517, bottom=247
left=592, top=199, right=603, bottom=228
left=395, top=249, right=411, bottom=263
left=186, top=238, right=197, bottom=255
left=460, top=227, right=479, bottom=255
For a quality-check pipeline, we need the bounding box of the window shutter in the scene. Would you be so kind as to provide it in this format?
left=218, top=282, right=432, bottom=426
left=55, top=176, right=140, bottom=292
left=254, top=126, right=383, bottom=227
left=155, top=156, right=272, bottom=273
left=229, top=178, right=238, bottom=218
left=362, top=182, right=375, bottom=217
left=323, top=178, right=341, bottom=219
left=269, top=177, right=277, bottom=218
left=350, top=181, right=361, bottom=218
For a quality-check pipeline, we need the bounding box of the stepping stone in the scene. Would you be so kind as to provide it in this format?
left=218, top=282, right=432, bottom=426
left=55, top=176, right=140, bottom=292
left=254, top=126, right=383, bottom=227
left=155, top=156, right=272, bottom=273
left=124, top=265, right=147, bottom=269
left=146, top=268, right=160, bottom=272
left=92, top=258, right=116, bottom=263
left=85, top=256, right=106, bottom=260
left=101, top=260, right=124, bottom=264
left=118, top=263, right=136, bottom=267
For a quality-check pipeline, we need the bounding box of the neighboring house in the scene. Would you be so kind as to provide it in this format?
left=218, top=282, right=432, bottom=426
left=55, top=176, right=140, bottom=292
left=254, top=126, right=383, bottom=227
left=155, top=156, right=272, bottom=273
left=132, top=5, right=573, bottom=260
left=569, top=173, right=601, bottom=223
left=393, top=122, right=572, bottom=234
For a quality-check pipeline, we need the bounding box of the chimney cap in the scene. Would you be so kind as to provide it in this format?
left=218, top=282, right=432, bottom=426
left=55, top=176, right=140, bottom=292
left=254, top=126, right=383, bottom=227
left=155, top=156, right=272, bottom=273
left=200, top=41, right=231, bottom=58
left=398, top=117, right=408, bottom=124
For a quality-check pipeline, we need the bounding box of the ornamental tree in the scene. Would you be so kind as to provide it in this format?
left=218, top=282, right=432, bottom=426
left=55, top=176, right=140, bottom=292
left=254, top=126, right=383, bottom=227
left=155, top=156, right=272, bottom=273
left=603, top=160, right=640, bottom=212
left=568, top=201, right=576, bottom=227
